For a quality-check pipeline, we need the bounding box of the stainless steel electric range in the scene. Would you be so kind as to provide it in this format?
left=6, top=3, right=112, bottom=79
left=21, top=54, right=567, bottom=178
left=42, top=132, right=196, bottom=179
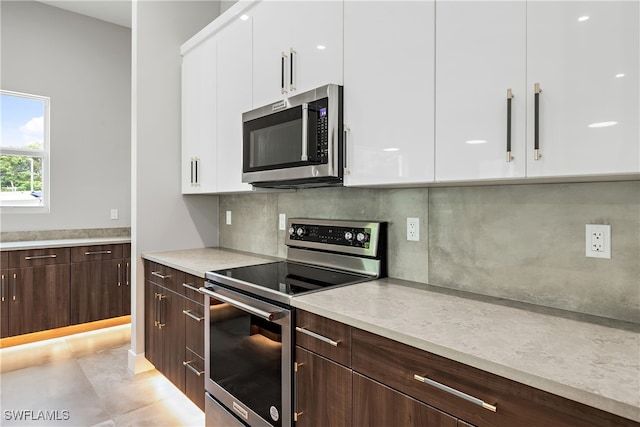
left=199, top=218, right=387, bottom=427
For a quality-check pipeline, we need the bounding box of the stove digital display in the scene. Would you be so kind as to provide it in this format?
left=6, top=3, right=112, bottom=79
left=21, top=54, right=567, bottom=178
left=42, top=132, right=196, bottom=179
left=289, top=224, right=371, bottom=248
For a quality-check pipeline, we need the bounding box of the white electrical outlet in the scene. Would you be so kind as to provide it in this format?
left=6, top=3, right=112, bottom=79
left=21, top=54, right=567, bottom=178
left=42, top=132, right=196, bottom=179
left=407, top=217, right=420, bottom=241
left=279, top=213, right=287, bottom=231
left=110, top=209, right=118, bottom=220
left=585, top=224, right=611, bottom=259
left=226, top=210, right=232, bottom=225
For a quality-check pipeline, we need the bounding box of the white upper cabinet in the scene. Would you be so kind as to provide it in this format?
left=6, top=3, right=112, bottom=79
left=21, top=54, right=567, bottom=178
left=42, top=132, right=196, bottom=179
left=251, top=0, right=343, bottom=108
left=216, top=14, right=253, bottom=193
left=181, top=35, right=217, bottom=194
left=435, top=2, right=527, bottom=182
left=343, top=1, right=436, bottom=186
left=526, top=1, right=639, bottom=178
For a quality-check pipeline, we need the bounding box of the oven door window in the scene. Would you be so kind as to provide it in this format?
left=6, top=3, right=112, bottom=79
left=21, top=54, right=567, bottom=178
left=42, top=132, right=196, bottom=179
left=243, top=99, right=328, bottom=172
left=209, top=300, right=283, bottom=427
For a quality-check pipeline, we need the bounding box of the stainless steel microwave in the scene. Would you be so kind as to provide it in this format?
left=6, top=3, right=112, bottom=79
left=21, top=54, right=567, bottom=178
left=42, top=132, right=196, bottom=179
left=242, top=84, right=343, bottom=188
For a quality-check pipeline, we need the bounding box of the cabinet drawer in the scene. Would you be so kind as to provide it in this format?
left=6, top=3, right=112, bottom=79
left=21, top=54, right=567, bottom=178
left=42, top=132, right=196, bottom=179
left=1, top=251, right=8, bottom=268
left=9, top=248, right=70, bottom=267
left=181, top=272, right=204, bottom=302
left=184, top=348, right=205, bottom=411
left=71, top=244, right=123, bottom=262
left=352, top=329, right=637, bottom=427
left=123, top=243, right=131, bottom=258
left=296, top=310, right=351, bottom=367
left=183, top=298, right=205, bottom=359
left=145, top=261, right=180, bottom=293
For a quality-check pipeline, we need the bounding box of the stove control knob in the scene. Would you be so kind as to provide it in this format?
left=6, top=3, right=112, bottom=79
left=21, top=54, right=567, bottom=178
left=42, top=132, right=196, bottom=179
left=356, top=232, right=369, bottom=243
left=288, top=227, right=295, bottom=236
left=344, top=231, right=354, bottom=241
left=296, top=227, right=306, bottom=237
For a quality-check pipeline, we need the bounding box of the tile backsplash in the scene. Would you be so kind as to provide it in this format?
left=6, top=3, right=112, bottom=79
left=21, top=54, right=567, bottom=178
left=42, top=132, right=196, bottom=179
left=219, top=181, right=639, bottom=323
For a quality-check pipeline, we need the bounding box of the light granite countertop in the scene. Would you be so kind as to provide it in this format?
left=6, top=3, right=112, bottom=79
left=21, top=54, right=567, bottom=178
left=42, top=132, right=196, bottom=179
left=139, top=247, right=639, bottom=422
left=0, top=237, right=131, bottom=251
left=142, top=247, right=280, bottom=278
left=291, top=278, right=640, bottom=423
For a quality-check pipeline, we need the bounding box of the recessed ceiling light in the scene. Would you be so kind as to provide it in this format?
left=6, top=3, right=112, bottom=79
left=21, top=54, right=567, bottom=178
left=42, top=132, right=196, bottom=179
left=465, top=140, right=488, bottom=145
left=317, top=45, right=326, bottom=50
left=615, top=73, right=625, bottom=78
left=578, top=15, right=589, bottom=22
left=588, top=121, right=618, bottom=128
left=240, top=14, right=249, bottom=21
left=383, top=148, right=400, bottom=152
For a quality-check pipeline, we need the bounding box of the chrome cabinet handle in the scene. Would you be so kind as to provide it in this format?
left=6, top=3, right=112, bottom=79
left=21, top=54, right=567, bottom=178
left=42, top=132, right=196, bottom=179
left=1, top=273, right=5, bottom=302
left=289, top=47, right=296, bottom=92
left=190, top=158, right=194, bottom=185
left=343, top=124, right=351, bottom=175
left=296, top=327, right=340, bottom=347
left=154, top=292, right=160, bottom=326
left=183, top=360, right=204, bottom=376
left=182, top=282, right=200, bottom=293
left=414, top=374, right=497, bottom=412
left=182, top=309, right=204, bottom=322
left=126, top=262, right=130, bottom=286
left=12, top=273, right=17, bottom=301
left=199, top=287, right=284, bottom=322
left=294, top=362, right=304, bottom=422
left=506, top=88, right=514, bottom=162
left=194, top=158, right=200, bottom=186
left=25, top=254, right=57, bottom=260
left=151, top=271, right=170, bottom=279
left=301, top=102, right=309, bottom=161
left=281, top=52, right=287, bottom=94
left=117, top=263, right=122, bottom=287
left=157, top=294, right=166, bottom=329
left=85, top=250, right=112, bottom=256
left=534, top=83, right=542, bottom=160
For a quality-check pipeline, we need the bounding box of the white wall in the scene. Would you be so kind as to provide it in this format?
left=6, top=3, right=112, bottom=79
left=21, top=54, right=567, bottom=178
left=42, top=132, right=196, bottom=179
left=0, top=1, right=131, bottom=232
left=130, top=0, right=220, bottom=372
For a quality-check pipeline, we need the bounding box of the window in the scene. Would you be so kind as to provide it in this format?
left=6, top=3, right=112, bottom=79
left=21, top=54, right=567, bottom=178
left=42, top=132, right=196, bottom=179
left=0, top=90, right=50, bottom=210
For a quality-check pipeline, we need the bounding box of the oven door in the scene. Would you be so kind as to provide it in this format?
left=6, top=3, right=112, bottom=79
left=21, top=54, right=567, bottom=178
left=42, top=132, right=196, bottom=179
left=200, top=283, right=292, bottom=427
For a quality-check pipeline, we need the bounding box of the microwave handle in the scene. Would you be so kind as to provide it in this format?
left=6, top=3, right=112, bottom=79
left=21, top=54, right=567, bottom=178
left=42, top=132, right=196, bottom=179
left=301, top=103, right=309, bottom=161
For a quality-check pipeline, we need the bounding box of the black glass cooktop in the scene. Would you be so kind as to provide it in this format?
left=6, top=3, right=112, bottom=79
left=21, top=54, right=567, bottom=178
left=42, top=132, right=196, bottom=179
left=209, top=261, right=370, bottom=297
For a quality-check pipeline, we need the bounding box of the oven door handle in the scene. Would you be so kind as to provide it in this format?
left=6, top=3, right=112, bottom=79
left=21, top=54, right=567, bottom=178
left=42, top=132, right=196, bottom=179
left=199, top=287, right=285, bottom=322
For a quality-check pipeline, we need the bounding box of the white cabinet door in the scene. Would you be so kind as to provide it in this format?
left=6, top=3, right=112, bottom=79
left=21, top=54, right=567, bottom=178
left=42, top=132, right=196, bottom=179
left=251, top=0, right=290, bottom=107
left=216, top=15, right=254, bottom=193
left=435, top=1, right=526, bottom=182
left=287, top=0, right=343, bottom=96
left=181, top=36, right=217, bottom=194
left=344, top=1, right=435, bottom=186
left=252, top=0, right=343, bottom=108
left=526, top=1, right=640, bottom=177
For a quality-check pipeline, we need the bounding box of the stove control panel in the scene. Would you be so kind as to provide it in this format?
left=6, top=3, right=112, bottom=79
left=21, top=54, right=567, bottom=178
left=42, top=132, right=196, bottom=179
left=286, top=219, right=386, bottom=259
left=289, top=223, right=372, bottom=248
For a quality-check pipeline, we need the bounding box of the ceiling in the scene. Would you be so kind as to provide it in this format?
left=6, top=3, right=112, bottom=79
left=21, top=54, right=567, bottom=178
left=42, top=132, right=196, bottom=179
left=37, top=0, right=132, bottom=28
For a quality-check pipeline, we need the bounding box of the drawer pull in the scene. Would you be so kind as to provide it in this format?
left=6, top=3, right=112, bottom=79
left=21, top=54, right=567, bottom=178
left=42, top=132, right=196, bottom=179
left=151, top=271, right=170, bottom=279
left=24, top=254, right=57, bottom=260
left=182, top=309, right=204, bottom=322
left=182, top=282, right=200, bottom=293
left=414, top=374, right=497, bottom=413
left=183, top=360, right=204, bottom=376
left=84, top=250, right=112, bottom=255
left=296, top=327, right=340, bottom=347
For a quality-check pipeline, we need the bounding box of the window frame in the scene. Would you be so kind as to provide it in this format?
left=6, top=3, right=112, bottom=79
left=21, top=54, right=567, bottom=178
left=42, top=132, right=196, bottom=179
left=0, top=90, right=51, bottom=213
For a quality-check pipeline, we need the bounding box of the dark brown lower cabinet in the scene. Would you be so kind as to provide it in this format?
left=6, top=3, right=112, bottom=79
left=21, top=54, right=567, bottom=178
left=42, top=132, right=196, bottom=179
left=145, top=261, right=208, bottom=411
left=295, top=347, right=353, bottom=427
left=1, top=268, right=9, bottom=338
left=353, top=373, right=458, bottom=427
left=7, top=265, right=70, bottom=336
left=71, top=259, right=123, bottom=324
left=144, top=280, right=186, bottom=391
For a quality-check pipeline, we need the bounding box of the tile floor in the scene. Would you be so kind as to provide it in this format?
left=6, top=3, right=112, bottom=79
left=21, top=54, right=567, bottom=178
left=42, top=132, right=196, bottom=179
left=0, top=325, right=204, bottom=427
